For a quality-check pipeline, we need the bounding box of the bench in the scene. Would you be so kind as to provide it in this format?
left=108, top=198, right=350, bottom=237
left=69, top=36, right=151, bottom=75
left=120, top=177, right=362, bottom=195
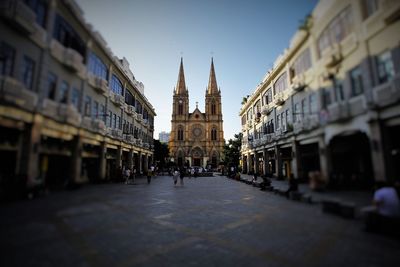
left=322, top=199, right=356, bottom=219
left=288, top=191, right=303, bottom=201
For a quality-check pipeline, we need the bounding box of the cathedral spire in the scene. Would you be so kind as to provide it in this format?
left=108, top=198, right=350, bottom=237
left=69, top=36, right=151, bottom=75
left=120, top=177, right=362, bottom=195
left=175, top=57, right=187, bottom=95
left=207, top=57, right=218, bottom=95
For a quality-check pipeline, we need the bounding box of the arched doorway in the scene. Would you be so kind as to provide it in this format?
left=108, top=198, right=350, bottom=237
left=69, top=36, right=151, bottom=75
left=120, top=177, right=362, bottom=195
left=329, top=132, right=373, bottom=189
left=211, top=151, right=218, bottom=168
left=191, top=147, right=203, bottom=167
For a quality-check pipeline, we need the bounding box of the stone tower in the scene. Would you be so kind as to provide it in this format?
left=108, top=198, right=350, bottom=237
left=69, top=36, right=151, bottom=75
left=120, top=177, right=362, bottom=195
left=169, top=58, right=224, bottom=168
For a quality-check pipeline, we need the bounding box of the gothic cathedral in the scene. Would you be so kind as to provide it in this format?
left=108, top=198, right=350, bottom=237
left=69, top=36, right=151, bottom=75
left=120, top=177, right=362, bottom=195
left=169, top=58, right=224, bottom=168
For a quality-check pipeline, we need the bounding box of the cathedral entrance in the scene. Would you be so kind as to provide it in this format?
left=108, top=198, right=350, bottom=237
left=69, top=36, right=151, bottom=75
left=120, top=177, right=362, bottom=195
left=193, top=158, right=201, bottom=167
left=191, top=147, right=203, bottom=167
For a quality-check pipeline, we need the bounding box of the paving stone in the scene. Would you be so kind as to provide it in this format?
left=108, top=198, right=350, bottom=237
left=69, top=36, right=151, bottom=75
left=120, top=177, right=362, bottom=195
left=0, top=176, right=399, bottom=267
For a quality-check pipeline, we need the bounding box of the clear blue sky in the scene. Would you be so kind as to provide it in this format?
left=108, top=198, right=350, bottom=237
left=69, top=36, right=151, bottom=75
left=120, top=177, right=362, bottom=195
left=77, top=0, right=318, bottom=141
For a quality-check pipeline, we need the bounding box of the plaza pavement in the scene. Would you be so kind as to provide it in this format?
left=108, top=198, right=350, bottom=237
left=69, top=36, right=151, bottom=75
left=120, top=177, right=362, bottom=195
left=0, top=175, right=399, bottom=267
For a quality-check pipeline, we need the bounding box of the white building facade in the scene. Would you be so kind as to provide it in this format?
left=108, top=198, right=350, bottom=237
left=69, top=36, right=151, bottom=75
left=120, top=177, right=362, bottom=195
left=240, top=0, right=400, bottom=190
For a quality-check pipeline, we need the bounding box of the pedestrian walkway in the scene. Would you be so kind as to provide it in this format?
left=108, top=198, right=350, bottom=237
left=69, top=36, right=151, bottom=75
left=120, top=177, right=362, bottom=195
left=236, top=173, right=372, bottom=218
left=1, top=176, right=399, bottom=267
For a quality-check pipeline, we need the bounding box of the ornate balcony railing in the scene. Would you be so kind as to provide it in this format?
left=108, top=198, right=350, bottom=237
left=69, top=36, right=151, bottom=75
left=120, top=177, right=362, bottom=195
left=50, top=40, right=86, bottom=77
left=0, top=76, right=38, bottom=112
left=88, top=74, right=108, bottom=95
left=0, top=0, right=36, bottom=34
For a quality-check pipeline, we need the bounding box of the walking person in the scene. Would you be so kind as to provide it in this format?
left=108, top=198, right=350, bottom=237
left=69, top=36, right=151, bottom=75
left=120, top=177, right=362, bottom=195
left=147, top=169, right=152, bottom=184
left=179, top=167, right=185, bottom=186
left=173, top=168, right=179, bottom=186
left=124, top=168, right=131, bottom=184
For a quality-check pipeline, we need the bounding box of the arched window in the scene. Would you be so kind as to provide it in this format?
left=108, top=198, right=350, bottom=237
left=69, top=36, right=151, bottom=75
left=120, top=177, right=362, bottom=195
left=178, top=127, right=184, bottom=141
left=88, top=51, right=108, bottom=80
left=211, top=128, right=217, bottom=141
left=125, top=90, right=135, bottom=106
left=211, top=102, right=216, bottom=115
left=178, top=103, right=183, bottom=115
left=111, top=74, right=123, bottom=95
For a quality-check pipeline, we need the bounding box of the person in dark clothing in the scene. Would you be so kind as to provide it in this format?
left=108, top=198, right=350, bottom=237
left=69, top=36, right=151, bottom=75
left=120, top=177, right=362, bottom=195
left=285, top=174, right=298, bottom=198
left=179, top=167, right=185, bottom=186
left=147, top=170, right=152, bottom=184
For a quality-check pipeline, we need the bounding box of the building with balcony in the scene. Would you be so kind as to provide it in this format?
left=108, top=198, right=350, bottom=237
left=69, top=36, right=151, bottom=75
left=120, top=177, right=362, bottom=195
left=239, top=0, right=400, bottom=190
left=0, top=0, right=155, bottom=199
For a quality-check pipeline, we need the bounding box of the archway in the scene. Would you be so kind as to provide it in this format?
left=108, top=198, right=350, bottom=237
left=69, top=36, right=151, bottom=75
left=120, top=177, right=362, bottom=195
left=329, top=132, right=373, bottom=189
left=191, top=147, right=203, bottom=167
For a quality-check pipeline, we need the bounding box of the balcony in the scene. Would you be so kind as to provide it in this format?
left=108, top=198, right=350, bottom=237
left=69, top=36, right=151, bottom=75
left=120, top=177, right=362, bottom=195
left=327, top=101, right=349, bottom=123
left=261, top=105, right=273, bottom=115
left=321, top=43, right=342, bottom=69
left=30, top=23, right=47, bottom=48
left=92, top=119, right=106, bottom=133
left=124, top=134, right=135, bottom=144
left=348, top=95, right=367, bottom=117
left=293, top=120, right=305, bottom=134
left=136, top=113, right=143, bottom=122
left=50, top=40, right=86, bottom=77
left=125, top=105, right=135, bottom=115
left=111, top=129, right=123, bottom=139
left=274, top=93, right=285, bottom=106
left=81, top=117, right=106, bottom=134
left=58, top=103, right=82, bottom=126
left=304, top=115, right=320, bottom=130
left=135, top=139, right=142, bottom=147
left=42, top=100, right=81, bottom=126
left=275, top=128, right=283, bottom=137
left=0, top=0, right=36, bottom=34
left=291, top=74, right=307, bottom=92
left=109, top=91, right=124, bottom=107
left=372, top=75, right=400, bottom=108
left=0, top=76, right=38, bottom=112
left=88, top=74, right=108, bottom=95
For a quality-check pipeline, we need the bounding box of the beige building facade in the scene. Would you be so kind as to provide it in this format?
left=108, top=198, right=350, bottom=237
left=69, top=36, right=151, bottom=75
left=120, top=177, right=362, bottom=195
left=0, top=0, right=155, bottom=198
left=240, top=0, right=400, bottom=189
left=169, top=58, right=224, bottom=168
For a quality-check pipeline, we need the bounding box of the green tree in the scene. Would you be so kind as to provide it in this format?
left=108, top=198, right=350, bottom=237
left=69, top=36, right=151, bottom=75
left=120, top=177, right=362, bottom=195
left=153, top=140, right=169, bottom=170
left=223, top=133, right=242, bottom=170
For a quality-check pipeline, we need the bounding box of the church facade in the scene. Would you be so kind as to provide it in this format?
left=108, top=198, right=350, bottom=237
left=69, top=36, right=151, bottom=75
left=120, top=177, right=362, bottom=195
left=169, top=58, right=224, bottom=168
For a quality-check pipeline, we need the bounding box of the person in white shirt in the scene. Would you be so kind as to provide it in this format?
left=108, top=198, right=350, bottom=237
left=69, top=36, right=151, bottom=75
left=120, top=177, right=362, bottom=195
left=373, top=185, right=400, bottom=217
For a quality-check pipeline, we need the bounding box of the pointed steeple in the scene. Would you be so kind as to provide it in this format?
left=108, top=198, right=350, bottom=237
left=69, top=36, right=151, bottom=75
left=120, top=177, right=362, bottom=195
left=207, top=57, right=218, bottom=95
left=175, top=57, right=187, bottom=95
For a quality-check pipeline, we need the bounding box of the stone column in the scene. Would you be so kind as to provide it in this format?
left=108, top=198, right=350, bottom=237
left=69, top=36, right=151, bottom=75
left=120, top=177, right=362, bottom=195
left=246, top=153, right=251, bottom=174
left=263, top=149, right=268, bottom=176
left=275, top=145, right=282, bottom=178
left=70, top=135, right=83, bottom=184
left=99, top=142, right=106, bottom=181
left=318, top=137, right=330, bottom=183
left=369, top=121, right=386, bottom=182
left=254, top=152, right=259, bottom=174
left=116, top=146, right=122, bottom=169
left=127, top=149, right=133, bottom=170
left=17, top=115, right=41, bottom=189
left=138, top=151, right=142, bottom=174
left=143, top=154, right=148, bottom=173
left=291, top=141, right=299, bottom=179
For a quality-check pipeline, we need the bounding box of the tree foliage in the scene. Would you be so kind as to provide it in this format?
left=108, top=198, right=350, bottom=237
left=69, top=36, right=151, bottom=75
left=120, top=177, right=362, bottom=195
left=223, top=133, right=242, bottom=169
left=153, top=140, right=169, bottom=169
